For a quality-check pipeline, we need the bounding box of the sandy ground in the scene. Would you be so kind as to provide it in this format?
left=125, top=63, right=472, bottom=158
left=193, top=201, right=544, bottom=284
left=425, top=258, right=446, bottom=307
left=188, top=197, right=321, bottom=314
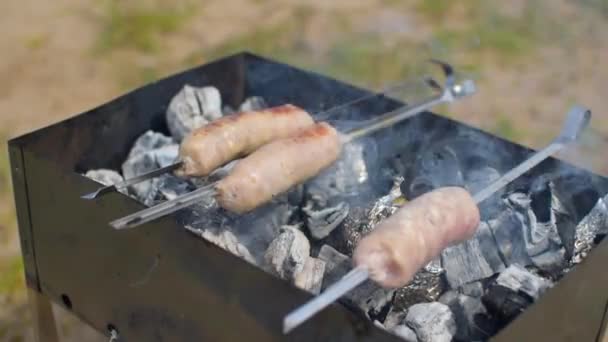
left=1, top=0, right=607, bottom=340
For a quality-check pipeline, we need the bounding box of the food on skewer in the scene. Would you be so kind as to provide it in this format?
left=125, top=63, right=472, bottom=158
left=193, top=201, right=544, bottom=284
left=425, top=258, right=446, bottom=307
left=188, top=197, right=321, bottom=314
left=177, top=104, right=314, bottom=177
left=282, top=105, right=591, bottom=333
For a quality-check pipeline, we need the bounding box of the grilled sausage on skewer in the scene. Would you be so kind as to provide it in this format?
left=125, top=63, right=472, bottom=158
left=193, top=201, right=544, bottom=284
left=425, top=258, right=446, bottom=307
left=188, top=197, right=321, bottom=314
left=176, top=104, right=314, bottom=177
left=215, top=122, right=342, bottom=213
left=353, top=186, right=480, bottom=288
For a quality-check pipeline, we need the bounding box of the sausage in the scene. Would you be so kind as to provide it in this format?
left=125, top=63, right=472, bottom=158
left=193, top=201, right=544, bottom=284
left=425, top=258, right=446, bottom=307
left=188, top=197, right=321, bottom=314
left=353, top=187, right=480, bottom=288
left=176, top=104, right=314, bottom=177
left=215, top=122, right=342, bottom=213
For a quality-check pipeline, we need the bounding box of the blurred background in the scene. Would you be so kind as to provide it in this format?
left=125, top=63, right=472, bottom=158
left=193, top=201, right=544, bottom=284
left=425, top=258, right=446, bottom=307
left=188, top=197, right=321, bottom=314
left=1, top=0, right=607, bottom=340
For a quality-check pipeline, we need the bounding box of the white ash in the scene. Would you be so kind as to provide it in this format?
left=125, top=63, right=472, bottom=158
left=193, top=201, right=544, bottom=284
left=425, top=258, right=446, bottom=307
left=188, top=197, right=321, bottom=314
left=121, top=131, right=182, bottom=206
left=495, top=265, right=553, bottom=300
left=439, top=291, right=490, bottom=341
left=317, top=245, right=394, bottom=317
left=239, top=96, right=268, bottom=112
left=384, top=306, right=407, bottom=330
left=303, top=202, right=350, bottom=240
left=508, top=192, right=566, bottom=272
left=572, top=193, right=608, bottom=264
left=441, top=222, right=503, bottom=289
left=166, top=85, right=222, bottom=141
left=441, top=227, right=494, bottom=289
left=392, top=325, right=419, bottom=342
left=185, top=225, right=256, bottom=265
left=84, top=169, right=128, bottom=195
left=264, top=225, right=310, bottom=280
left=294, top=257, right=326, bottom=295
left=405, top=302, right=456, bottom=342
left=458, top=281, right=484, bottom=298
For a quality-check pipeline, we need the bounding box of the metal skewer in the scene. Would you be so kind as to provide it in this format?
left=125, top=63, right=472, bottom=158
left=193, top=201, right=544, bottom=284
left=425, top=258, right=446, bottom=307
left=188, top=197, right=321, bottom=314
left=109, top=62, right=476, bottom=230
left=82, top=69, right=440, bottom=201
left=282, top=105, right=591, bottom=334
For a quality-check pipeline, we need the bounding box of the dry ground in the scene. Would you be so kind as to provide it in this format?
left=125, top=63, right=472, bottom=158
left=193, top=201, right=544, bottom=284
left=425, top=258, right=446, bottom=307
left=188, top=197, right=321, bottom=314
left=1, top=0, right=607, bottom=340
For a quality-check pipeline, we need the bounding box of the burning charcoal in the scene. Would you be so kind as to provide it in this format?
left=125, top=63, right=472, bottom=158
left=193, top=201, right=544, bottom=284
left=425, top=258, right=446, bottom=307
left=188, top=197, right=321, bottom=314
left=187, top=226, right=256, bottom=265
left=405, top=302, right=456, bottom=342
left=495, top=265, right=552, bottom=300
left=126, top=130, right=174, bottom=158
left=84, top=169, right=128, bottom=195
left=508, top=192, right=566, bottom=272
left=303, top=202, right=350, bottom=240
left=392, top=325, right=419, bottom=342
left=121, top=131, right=179, bottom=206
left=458, top=281, right=484, bottom=298
left=439, top=291, right=492, bottom=341
left=305, top=140, right=374, bottom=202
left=482, top=284, right=532, bottom=329
left=239, top=96, right=267, bottom=112
left=294, top=257, right=326, bottom=295
left=157, top=174, right=193, bottom=200
left=166, top=85, right=222, bottom=141
left=549, top=182, right=579, bottom=259
left=384, top=307, right=407, bottom=330
left=317, top=245, right=394, bottom=317
left=572, top=193, right=608, bottom=264
left=264, top=225, right=311, bottom=281
left=488, top=200, right=534, bottom=268
left=441, top=233, right=494, bottom=289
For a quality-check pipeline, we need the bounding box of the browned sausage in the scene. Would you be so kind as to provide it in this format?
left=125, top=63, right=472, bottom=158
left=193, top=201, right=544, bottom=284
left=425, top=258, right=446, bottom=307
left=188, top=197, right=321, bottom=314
left=215, top=122, right=342, bottom=213
left=353, top=187, right=480, bottom=288
left=176, top=104, right=314, bottom=177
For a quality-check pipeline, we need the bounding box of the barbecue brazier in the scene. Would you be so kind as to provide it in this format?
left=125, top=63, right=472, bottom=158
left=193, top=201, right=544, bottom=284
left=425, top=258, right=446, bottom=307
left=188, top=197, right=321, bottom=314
left=9, top=52, right=608, bottom=341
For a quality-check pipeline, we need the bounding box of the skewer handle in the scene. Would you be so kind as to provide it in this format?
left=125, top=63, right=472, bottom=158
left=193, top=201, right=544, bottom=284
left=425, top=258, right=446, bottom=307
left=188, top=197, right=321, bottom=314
left=109, top=183, right=216, bottom=229
left=282, top=266, right=370, bottom=334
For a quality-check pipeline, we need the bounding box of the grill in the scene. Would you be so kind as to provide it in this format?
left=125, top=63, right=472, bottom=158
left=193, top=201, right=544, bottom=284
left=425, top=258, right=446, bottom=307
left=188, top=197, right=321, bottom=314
left=9, top=52, right=608, bottom=341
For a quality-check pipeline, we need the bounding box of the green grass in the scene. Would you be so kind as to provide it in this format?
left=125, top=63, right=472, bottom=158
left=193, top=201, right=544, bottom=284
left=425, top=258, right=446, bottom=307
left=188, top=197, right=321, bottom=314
left=0, top=256, right=24, bottom=296
left=417, top=0, right=455, bottom=21
left=491, top=115, right=522, bottom=141
left=95, top=1, right=195, bottom=53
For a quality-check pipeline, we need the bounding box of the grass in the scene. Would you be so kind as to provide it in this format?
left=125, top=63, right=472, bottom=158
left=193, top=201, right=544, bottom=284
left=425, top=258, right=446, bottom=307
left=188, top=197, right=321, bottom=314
left=491, top=115, right=522, bottom=141
left=95, top=0, right=195, bottom=53
left=0, top=257, right=24, bottom=296
left=417, top=0, right=456, bottom=21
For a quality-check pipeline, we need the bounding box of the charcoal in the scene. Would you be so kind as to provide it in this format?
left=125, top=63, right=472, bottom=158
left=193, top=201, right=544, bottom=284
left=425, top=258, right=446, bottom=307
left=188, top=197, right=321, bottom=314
left=458, top=281, right=484, bottom=298
left=488, top=203, right=534, bottom=268
left=482, top=284, right=532, bottom=328
left=264, top=225, right=310, bottom=281
left=392, top=268, right=447, bottom=312
left=441, top=231, right=494, bottom=289
left=305, top=141, right=373, bottom=202
left=239, top=96, right=267, bottom=112
left=507, top=192, right=566, bottom=272
left=405, top=302, right=456, bottom=342
left=84, top=169, right=127, bottom=195
left=157, top=174, right=193, bottom=200
left=383, top=307, right=407, bottom=330
left=439, top=291, right=491, bottom=341
left=317, top=245, right=394, bottom=317
left=294, top=257, right=325, bottom=295
left=550, top=182, right=579, bottom=259
left=572, top=193, right=608, bottom=264
left=121, top=131, right=179, bottom=205
left=392, top=325, right=418, bottom=342
left=187, top=226, right=256, bottom=265
left=303, top=201, right=350, bottom=240
left=475, top=222, right=506, bottom=272
left=222, top=105, right=236, bottom=115
left=166, top=85, right=222, bottom=141
left=495, top=265, right=552, bottom=300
